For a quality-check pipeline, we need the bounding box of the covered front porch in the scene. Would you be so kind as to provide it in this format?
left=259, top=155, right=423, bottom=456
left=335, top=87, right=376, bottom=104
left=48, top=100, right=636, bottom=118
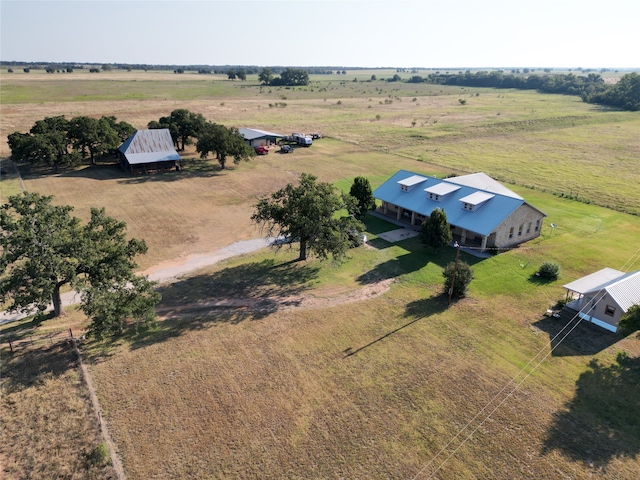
left=376, top=202, right=493, bottom=252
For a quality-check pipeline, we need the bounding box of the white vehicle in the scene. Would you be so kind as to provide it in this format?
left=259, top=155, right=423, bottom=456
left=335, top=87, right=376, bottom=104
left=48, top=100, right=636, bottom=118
left=292, top=132, right=313, bottom=147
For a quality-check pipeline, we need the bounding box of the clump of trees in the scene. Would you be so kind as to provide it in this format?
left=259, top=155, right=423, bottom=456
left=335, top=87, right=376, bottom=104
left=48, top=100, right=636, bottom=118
left=7, top=115, right=135, bottom=172
left=0, top=192, right=160, bottom=338
left=259, top=67, right=309, bottom=86
left=148, top=109, right=207, bottom=151
left=582, top=72, right=640, bottom=111
left=227, top=69, right=247, bottom=81
left=408, top=70, right=640, bottom=111
left=147, top=109, right=254, bottom=169
left=252, top=173, right=364, bottom=261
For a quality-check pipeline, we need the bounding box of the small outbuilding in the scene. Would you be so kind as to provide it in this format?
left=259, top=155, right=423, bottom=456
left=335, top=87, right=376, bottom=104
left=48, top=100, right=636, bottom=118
left=239, top=128, right=285, bottom=147
left=118, top=129, right=181, bottom=174
left=563, top=268, right=640, bottom=332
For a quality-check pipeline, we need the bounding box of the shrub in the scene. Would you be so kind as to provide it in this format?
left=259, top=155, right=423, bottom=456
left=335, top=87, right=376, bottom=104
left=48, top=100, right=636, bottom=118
left=443, top=260, right=474, bottom=300
left=618, top=304, right=640, bottom=333
left=87, top=442, right=109, bottom=466
left=537, top=261, right=560, bottom=280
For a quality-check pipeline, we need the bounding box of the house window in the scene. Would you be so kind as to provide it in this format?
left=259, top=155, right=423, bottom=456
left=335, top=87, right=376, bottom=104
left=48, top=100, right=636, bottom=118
left=509, top=227, right=514, bottom=239
left=535, top=219, right=540, bottom=231
left=605, top=305, right=616, bottom=316
left=526, top=222, right=532, bottom=234
left=518, top=224, right=523, bottom=236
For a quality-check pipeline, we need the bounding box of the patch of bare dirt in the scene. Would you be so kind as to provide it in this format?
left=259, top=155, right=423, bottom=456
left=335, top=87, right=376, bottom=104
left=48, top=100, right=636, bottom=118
left=156, top=278, right=394, bottom=319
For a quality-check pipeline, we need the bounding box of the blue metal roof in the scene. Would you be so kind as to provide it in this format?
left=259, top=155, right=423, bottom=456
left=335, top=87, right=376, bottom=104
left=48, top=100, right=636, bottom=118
left=373, top=170, right=530, bottom=236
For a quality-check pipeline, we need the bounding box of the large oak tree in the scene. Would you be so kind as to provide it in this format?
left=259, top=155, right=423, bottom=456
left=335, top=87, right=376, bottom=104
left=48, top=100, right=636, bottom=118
left=0, top=192, right=159, bottom=337
left=252, top=173, right=363, bottom=261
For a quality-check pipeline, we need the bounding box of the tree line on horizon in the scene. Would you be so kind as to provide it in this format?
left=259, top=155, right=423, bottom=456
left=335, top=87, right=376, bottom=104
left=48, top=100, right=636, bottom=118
left=407, top=71, right=640, bottom=111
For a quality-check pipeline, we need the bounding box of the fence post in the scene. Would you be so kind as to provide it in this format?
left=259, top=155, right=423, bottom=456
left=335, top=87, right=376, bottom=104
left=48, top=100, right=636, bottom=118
left=8, top=340, right=13, bottom=353
left=69, top=328, right=73, bottom=339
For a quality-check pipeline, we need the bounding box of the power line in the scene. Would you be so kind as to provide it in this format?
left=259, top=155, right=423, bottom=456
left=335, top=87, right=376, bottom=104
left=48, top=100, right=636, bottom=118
left=411, top=272, right=627, bottom=479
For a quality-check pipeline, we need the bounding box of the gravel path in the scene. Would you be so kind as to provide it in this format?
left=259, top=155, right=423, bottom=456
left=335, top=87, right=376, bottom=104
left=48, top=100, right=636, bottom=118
left=0, top=237, right=279, bottom=325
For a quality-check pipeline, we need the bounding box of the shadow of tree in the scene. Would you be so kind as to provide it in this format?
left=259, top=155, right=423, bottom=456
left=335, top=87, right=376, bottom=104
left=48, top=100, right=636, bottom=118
left=1, top=342, right=77, bottom=393
left=362, top=215, right=403, bottom=235
left=124, top=259, right=320, bottom=350
left=117, top=159, right=224, bottom=184
left=542, top=352, right=640, bottom=466
left=531, top=311, right=624, bottom=356
left=403, top=295, right=449, bottom=319
left=344, top=295, right=447, bottom=358
left=357, top=251, right=428, bottom=284
left=357, top=245, right=481, bottom=286
left=36, top=158, right=226, bottom=184
left=527, top=273, right=557, bottom=285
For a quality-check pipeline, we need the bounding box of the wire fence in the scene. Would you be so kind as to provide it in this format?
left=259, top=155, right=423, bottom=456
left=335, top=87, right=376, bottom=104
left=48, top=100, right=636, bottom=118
left=2, top=327, right=85, bottom=353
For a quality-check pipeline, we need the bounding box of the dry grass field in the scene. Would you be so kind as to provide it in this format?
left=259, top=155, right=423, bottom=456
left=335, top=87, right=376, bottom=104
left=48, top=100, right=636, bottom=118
left=1, top=70, right=640, bottom=479
left=0, top=310, right=116, bottom=480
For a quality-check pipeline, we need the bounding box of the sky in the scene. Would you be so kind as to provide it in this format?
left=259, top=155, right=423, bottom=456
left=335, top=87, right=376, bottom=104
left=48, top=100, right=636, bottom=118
left=1, top=0, right=638, bottom=69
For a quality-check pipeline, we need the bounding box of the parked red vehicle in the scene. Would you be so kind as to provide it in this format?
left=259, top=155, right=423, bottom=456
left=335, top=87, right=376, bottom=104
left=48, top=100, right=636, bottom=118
left=254, top=145, right=269, bottom=155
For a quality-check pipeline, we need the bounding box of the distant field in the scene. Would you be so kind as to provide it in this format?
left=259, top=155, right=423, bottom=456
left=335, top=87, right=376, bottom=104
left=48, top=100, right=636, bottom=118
left=1, top=70, right=639, bottom=479
left=2, top=70, right=638, bottom=214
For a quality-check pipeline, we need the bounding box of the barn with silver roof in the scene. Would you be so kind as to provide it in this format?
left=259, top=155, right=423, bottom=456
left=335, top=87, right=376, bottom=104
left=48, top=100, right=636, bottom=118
left=118, top=128, right=181, bottom=174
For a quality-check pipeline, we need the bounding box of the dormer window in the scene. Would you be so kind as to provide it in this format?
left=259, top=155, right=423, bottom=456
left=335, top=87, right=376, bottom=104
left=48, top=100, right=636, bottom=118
left=459, top=191, right=494, bottom=211
left=398, top=174, right=428, bottom=192
left=425, top=182, right=460, bottom=201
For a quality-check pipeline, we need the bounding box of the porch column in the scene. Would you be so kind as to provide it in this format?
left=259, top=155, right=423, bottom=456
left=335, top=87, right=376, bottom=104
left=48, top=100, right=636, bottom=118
left=480, top=236, right=488, bottom=251
left=460, top=229, right=467, bottom=243
left=411, top=212, right=416, bottom=225
left=396, top=208, right=401, bottom=221
left=383, top=202, right=388, bottom=215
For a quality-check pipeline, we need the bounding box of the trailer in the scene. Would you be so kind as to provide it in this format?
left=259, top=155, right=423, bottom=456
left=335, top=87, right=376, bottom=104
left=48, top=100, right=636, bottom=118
left=292, top=132, right=313, bottom=147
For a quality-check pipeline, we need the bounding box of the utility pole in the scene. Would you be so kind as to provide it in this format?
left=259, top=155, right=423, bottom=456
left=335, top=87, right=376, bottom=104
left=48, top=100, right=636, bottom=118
left=448, top=242, right=460, bottom=306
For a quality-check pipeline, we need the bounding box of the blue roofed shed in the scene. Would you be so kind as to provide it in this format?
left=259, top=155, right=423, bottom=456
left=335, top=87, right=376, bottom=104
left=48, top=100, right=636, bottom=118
left=373, top=170, right=546, bottom=251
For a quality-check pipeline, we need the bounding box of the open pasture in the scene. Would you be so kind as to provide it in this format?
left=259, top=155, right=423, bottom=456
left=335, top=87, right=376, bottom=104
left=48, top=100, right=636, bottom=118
left=2, top=70, right=640, bottom=479
left=2, top=69, right=639, bottom=214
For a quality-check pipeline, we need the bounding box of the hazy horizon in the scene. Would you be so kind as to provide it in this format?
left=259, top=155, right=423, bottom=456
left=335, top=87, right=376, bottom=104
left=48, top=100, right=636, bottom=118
left=1, top=0, right=638, bottom=69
